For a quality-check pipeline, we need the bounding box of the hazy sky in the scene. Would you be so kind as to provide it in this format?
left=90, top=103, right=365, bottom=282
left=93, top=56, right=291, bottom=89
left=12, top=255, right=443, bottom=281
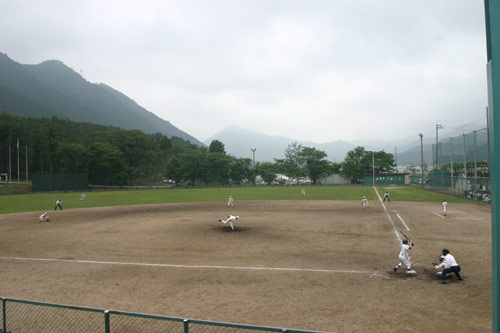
left=0, top=0, right=489, bottom=143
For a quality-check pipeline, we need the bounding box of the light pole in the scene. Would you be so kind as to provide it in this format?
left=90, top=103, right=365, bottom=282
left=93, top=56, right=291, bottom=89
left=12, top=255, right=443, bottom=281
left=418, top=133, right=424, bottom=187
left=435, top=122, right=443, bottom=170
left=251, top=148, right=256, bottom=184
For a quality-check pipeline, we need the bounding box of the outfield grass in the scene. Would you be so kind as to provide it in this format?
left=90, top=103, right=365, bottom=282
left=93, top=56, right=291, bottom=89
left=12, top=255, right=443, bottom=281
left=0, top=185, right=480, bottom=214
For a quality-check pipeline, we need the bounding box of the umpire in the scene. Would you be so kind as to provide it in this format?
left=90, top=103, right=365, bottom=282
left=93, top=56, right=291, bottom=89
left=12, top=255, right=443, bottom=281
left=439, top=248, right=463, bottom=284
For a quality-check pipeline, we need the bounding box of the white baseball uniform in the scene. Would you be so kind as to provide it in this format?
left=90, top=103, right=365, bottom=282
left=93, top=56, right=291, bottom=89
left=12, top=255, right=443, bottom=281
left=395, top=243, right=412, bottom=270
left=39, top=212, right=49, bottom=222
left=442, top=201, right=448, bottom=216
left=227, top=196, right=234, bottom=207
left=362, top=196, right=369, bottom=208
left=219, top=215, right=239, bottom=230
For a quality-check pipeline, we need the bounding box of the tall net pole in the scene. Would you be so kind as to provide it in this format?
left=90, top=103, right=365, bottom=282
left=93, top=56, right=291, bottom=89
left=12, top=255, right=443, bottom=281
left=484, top=0, right=500, bottom=330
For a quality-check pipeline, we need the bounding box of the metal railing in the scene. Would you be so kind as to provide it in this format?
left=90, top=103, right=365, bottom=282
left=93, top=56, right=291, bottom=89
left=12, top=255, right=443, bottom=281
left=0, top=297, right=327, bottom=333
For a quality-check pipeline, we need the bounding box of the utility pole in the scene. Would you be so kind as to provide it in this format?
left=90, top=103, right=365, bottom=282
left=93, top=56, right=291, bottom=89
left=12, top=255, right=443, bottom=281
left=372, top=151, right=375, bottom=186
left=251, top=148, right=256, bottom=184
left=419, top=133, right=424, bottom=187
left=16, top=138, right=19, bottom=183
left=394, top=146, right=397, bottom=170
left=435, top=122, right=443, bottom=170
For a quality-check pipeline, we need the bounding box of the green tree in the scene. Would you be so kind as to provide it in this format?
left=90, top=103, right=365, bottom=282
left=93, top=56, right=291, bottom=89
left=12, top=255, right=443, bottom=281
left=56, top=143, right=88, bottom=173
left=178, top=147, right=208, bottom=186
left=165, top=157, right=183, bottom=184
left=341, top=146, right=368, bottom=183
left=37, top=121, right=63, bottom=174
left=86, top=142, right=130, bottom=185
left=299, top=147, right=332, bottom=184
left=208, top=140, right=226, bottom=154
left=229, top=157, right=252, bottom=183
left=369, top=151, right=395, bottom=173
left=206, top=152, right=231, bottom=184
left=283, top=142, right=305, bottom=181
left=258, top=162, right=277, bottom=184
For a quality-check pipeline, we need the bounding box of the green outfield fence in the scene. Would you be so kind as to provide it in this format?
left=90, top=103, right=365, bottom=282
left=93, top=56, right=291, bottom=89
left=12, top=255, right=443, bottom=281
left=32, top=173, right=88, bottom=192
left=410, top=127, right=491, bottom=202
left=0, top=297, right=327, bottom=333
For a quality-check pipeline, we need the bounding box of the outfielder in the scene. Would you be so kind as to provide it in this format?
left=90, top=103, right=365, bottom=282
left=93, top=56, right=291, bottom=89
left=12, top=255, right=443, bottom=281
left=227, top=195, right=234, bottom=207
left=219, top=215, right=239, bottom=230
left=442, top=199, right=448, bottom=216
left=393, top=239, right=414, bottom=273
left=81, top=193, right=87, bottom=200
left=301, top=188, right=306, bottom=196
left=361, top=195, right=369, bottom=209
left=39, top=212, right=50, bottom=223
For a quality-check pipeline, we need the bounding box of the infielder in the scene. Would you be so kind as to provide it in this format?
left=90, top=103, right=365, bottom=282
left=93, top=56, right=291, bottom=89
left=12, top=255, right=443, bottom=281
left=442, top=199, right=448, bottom=216
left=227, top=195, right=234, bottom=207
left=393, top=239, right=414, bottom=273
left=361, top=195, right=369, bottom=209
left=383, top=192, right=391, bottom=202
left=219, top=215, right=239, bottom=230
left=39, top=212, right=50, bottom=223
left=54, top=199, right=63, bottom=210
left=439, top=248, right=462, bottom=284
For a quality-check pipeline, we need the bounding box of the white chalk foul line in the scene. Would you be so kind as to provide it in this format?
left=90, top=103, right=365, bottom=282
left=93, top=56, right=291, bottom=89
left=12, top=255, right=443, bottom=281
left=0, top=256, right=382, bottom=276
left=393, top=211, right=410, bottom=231
left=432, top=211, right=445, bottom=219
left=385, top=212, right=402, bottom=243
left=373, top=186, right=386, bottom=211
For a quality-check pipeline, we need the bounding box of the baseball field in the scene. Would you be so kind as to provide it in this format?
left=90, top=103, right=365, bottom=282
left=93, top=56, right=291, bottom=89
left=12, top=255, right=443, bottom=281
left=0, top=186, right=492, bottom=332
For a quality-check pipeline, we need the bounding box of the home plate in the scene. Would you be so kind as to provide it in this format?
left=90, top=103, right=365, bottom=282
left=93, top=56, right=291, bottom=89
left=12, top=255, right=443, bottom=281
left=407, top=270, right=417, bottom=275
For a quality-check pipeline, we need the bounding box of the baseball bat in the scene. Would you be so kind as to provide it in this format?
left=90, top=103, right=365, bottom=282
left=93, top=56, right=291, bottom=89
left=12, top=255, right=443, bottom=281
left=399, top=230, right=411, bottom=241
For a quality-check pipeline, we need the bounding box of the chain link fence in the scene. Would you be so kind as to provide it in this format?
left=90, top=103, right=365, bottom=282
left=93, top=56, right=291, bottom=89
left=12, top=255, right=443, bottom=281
left=0, top=297, right=326, bottom=333
left=411, top=128, right=490, bottom=202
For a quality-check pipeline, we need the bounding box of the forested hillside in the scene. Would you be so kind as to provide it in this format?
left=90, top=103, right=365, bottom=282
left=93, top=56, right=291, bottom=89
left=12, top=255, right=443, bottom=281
left=0, top=113, right=193, bottom=185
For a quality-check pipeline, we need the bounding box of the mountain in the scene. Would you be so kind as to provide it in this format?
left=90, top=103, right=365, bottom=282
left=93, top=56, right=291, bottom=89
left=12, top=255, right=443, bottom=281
left=204, top=127, right=357, bottom=162
left=0, top=53, right=204, bottom=146
left=206, top=125, right=488, bottom=166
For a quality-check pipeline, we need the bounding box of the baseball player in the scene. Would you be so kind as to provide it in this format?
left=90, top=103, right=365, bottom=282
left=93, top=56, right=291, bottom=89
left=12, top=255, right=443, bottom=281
left=393, top=239, right=413, bottom=273
left=301, top=188, right=306, bottom=196
left=442, top=199, right=448, bottom=216
left=80, top=193, right=87, bottom=200
left=227, top=195, right=234, bottom=207
left=39, top=212, right=50, bottom=223
left=361, top=195, right=369, bottom=209
left=383, top=192, right=391, bottom=202
left=219, top=215, right=239, bottom=230
left=439, top=248, right=462, bottom=284
left=434, top=255, right=448, bottom=278
left=54, top=199, right=63, bottom=210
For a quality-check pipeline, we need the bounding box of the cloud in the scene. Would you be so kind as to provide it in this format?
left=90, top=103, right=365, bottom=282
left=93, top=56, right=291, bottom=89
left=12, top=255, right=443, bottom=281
left=0, top=0, right=488, bottom=143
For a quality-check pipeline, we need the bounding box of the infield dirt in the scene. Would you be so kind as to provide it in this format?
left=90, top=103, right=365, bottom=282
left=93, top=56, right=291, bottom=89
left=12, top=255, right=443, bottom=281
left=0, top=200, right=492, bottom=332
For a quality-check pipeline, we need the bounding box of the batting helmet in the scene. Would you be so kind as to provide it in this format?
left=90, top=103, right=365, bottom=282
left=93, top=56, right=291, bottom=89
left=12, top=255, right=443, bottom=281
left=442, top=248, right=449, bottom=254
left=403, top=239, right=408, bottom=245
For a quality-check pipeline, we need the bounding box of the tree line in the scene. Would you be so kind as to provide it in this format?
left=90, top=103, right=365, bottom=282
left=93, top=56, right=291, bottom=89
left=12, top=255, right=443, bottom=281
left=0, top=113, right=396, bottom=186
